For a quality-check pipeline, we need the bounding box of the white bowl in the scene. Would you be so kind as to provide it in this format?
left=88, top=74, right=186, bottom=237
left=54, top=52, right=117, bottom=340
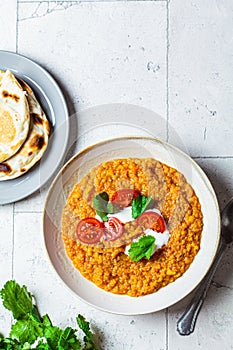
left=43, top=136, right=220, bottom=315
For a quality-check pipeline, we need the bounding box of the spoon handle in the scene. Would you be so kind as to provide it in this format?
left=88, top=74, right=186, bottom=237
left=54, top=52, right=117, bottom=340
left=177, top=240, right=226, bottom=336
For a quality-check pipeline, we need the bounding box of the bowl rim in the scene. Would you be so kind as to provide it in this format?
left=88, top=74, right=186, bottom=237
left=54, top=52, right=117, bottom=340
left=43, top=135, right=221, bottom=314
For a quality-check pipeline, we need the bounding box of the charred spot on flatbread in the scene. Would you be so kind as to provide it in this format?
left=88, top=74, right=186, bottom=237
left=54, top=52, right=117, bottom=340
left=18, top=79, right=32, bottom=94
left=30, top=134, right=45, bottom=150
left=20, top=168, right=26, bottom=173
left=2, top=90, right=20, bottom=103
left=32, top=113, right=43, bottom=125
left=0, top=163, right=12, bottom=174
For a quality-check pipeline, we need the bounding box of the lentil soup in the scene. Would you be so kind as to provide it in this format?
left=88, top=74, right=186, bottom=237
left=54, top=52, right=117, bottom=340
left=62, top=158, right=203, bottom=297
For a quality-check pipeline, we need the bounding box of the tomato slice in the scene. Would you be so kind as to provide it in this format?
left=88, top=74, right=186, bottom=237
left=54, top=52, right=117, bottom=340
left=137, top=211, right=166, bottom=233
left=104, top=217, right=124, bottom=241
left=76, top=218, right=104, bottom=244
left=112, top=189, right=139, bottom=208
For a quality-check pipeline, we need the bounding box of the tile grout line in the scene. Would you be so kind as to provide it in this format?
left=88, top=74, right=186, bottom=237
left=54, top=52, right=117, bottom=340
left=165, top=308, right=169, bottom=350
left=165, top=2, right=170, bottom=349
left=193, top=156, right=233, bottom=159
left=10, top=203, right=15, bottom=328
left=14, top=211, right=43, bottom=214
left=11, top=204, right=15, bottom=281
left=18, top=0, right=168, bottom=3
left=165, top=0, right=170, bottom=143
left=165, top=1, right=170, bottom=350
left=16, top=0, right=19, bottom=53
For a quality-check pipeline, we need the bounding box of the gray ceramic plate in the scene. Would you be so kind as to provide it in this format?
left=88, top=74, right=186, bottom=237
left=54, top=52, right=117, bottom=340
left=0, top=51, right=69, bottom=205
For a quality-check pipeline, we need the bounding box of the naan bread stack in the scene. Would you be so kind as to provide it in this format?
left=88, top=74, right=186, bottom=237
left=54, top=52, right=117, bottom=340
left=0, top=70, right=30, bottom=162
left=0, top=70, right=50, bottom=181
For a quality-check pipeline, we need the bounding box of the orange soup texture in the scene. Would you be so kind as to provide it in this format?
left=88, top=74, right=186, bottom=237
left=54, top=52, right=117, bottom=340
left=62, top=158, right=203, bottom=297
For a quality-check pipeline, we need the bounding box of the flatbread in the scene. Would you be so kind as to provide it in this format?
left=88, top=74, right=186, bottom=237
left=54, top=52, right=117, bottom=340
left=0, top=70, right=30, bottom=162
left=0, top=79, right=50, bottom=181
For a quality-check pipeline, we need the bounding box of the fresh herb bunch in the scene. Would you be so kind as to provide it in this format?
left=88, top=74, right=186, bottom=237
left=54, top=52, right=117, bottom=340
left=128, top=235, right=156, bottom=262
left=0, top=280, right=99, bottom=350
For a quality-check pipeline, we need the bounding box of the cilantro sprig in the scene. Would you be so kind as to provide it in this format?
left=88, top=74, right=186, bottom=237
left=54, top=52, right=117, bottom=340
left=128, top=235, right=156, bottom=262
left=131, top=194, right=154, bottom=219
left=0, top=280, right=99, bottom=350
left=93, top=192, right=120, bottom=221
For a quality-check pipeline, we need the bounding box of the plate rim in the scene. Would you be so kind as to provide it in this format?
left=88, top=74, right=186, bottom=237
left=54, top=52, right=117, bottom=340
left=43, top=135, right=221, bottom=315
left=0, top=50, right=70, bottom=205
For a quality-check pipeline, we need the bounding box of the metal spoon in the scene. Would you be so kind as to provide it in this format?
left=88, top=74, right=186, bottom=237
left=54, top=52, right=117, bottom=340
left=177, top=198, right=233, bottom=336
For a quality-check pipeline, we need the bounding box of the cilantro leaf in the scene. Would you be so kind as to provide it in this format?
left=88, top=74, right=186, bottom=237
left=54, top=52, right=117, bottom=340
left=93, top=192, right=109, bottom=212
left=10, top=318, right=42, bottom=345
left=36, top=341, right=50, bottom=350
left=94, top=192, right=109, bottom=222
left=76, top=315, right=92, bottom=339
left=128, top=235, right=156, bottom=262
left=141, top=195, right=154, bottom=213
left=0, top=281, right=98, bottom=350
left=106, top=202, right=120, bottom=214
left=95, top=210, right=108, bottom=222
left=0, top=281, right=35, bottom=320
left=77, top=315, right=98, bottom=350
left=131, top=194, right=142, bottom=219
left=94, top=192, right=120, bottom=222
left=44, top=325, right=62, bottom=348
left=58, top=327, right=81, bottom=349
left=42, top=314, right=52, bottom=327
left=132, top=194, right=154, bottom=219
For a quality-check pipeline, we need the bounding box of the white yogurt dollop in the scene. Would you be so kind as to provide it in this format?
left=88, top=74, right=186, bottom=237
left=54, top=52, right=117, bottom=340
left=95, top=205, right=170, bottom=257
left=108, top=206, right=135, bottom=224
left=124, top=228, right=170, bottom=256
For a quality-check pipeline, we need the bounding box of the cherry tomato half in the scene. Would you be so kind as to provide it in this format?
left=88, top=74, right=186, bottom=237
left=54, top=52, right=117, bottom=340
left=76, top=218, right=104, bottom=244
left=137, top=211, right=166, bottom=233
left=104, top=217, right=124, bottom=241
left=112, top=189, right=139, bottom=208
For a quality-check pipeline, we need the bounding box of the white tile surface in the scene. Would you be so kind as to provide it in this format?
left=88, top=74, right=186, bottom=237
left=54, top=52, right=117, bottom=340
left=0, top=0, right=233, bottom=348
left=18, top=1, right=167, bottom=119
left=0, top=205, right=13, bottom=335
left=194, top=157, right=233, bottom=210
left=168, top=284, right=233, bottom=349
left=169, top=0, right=233, bottom=157
left=0, top=0, right=17, bottom=52
left=14, top=185, right=49, bottom=212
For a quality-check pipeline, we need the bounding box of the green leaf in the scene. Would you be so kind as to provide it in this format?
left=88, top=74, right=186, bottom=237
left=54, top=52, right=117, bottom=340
left=106, top=202, right=120, bottom=214
left=94, top=192, right=121, bottom=222
left=42, top=314, right=53, bottom=327
left=93, top=192, right=110, bottom=222
left=0, top=281, right=34, bottom=320
left=131, top=195, right=142, bottom=219
left=93, top=192, right=109, bottom=212
left=44, top=325, right=62, bottom=348
left=10, top=318, right=43, bottom=344
left=76, top=315, right=98, bottom=350
left=141, top=195, right=154, bottom=213
left=0, top=337, right=22, bottom=350
left=36, top=341, right=50, bottom=350
left=95, top=210, right=108, bottom=222
left=132, top=195, right=154, bottom=219
left=76, top=315, right=91, bottom=339
left=58, top=327, right=81, bottom=350
left=128, top=235, right=156, bottom=262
